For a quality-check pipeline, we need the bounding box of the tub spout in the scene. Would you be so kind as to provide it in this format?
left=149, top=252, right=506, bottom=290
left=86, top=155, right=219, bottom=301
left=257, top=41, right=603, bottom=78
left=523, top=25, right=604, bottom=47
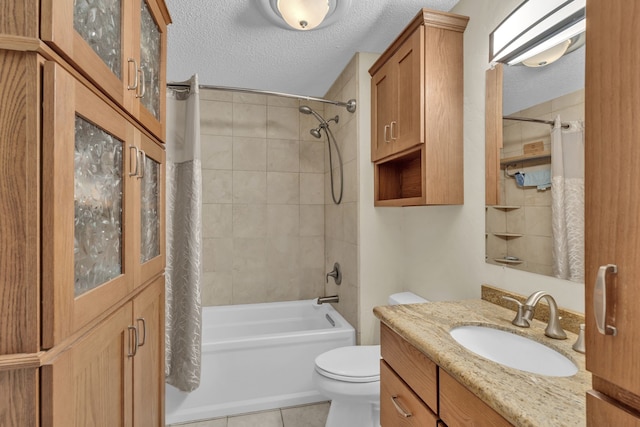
left=316, top=295, right=339, bottom=304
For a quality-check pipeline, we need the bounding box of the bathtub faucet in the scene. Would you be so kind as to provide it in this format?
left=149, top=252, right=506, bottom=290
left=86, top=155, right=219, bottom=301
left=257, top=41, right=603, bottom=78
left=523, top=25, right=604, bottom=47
left=316, top=295, right=339, bottom=304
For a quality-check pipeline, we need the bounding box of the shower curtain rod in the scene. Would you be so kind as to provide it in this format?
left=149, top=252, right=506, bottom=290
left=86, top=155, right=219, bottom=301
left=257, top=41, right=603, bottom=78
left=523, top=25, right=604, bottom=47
left=167, top=83, right=357, bottom=113
left=503, top=115, right=570, bottom=129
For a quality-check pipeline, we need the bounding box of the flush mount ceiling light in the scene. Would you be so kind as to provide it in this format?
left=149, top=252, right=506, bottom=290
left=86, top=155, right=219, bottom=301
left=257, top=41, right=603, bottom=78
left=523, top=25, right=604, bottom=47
left=262, top=0, right=351, bottom=31
left=490, top=0, right=585, bottom=66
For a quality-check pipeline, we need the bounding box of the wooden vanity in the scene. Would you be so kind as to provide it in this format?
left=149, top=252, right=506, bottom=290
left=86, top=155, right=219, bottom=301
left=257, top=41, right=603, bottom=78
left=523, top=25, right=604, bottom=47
left=375, top=300, right=590, bottom=426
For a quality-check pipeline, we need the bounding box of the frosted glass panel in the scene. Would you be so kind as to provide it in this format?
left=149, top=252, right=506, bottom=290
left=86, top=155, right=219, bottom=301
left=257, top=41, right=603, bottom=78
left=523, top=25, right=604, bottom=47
left=140, top=0, right=161, bottom=120
left=141, top=154, right=160, bottom=263
left=74, top=0, right=122, bottom=79
left=74, top=116, right=123, bottom=297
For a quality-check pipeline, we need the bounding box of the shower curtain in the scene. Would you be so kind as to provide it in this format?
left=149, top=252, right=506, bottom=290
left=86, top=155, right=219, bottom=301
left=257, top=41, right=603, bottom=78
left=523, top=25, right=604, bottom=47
left=551, top=116, right=584, bottom=283
left=165, top=75, right=203, bottom=391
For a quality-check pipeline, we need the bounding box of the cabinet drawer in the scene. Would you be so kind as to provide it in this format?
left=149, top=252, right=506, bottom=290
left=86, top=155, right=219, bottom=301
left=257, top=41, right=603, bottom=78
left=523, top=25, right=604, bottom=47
left=587, top=391, right=640, bottom=426
left=440, top=370, right=511, bottom=427
left=381, top=360, right=439, bottom=427
left=380, top=323, right=438, bottom=412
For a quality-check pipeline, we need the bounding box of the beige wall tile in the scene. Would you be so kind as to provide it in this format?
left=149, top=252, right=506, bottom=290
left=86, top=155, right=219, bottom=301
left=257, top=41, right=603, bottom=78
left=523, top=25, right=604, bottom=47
left=203, top=170, right=232, bottom=203
left=233, top=104, right=267, bottom=138
left=201, top=134, right=232, bottom=170
left=299, top=268, right=325, bottom=299
left=201, top=272, right=233, bottom=307
left=300, top=141, right=325, bottom=173
left=525, top=205, right=552, bottom=237
left=525, top=235, right=553, bottom=265
left=199, top=89, right=233, bottom=102
left=204, top=238, right=233, bottom=272
left=300, top=236, right=325, bottom=269
left=233, top=237, right=267, bottom=270
left=200, top=100, right=233, bottom=136
left=232, top=269, right=267, bottom=304
left=202, top=203, right=232, bottom=238
left=267, top=95, right=298, bottom=107
left=343, top=202, right=358, bottom=245
left=300, top=205, right=324, bottom=237
left=228, top=410, right=283, bottom=427
left=233, top=92, right=267, bottom=105
left=281, top=402, right=330, bottom=427
left=233, top=137, right=266, bottom=171
left=267, top=236, right=300, bottom=271
left=233, top=171, right=267, bottom=204
left=232, top=204, right=267, bottom=238
left=267, top=106, right=299, bottom=140
left=268, top=172, right=300, bottom=204
left=506, top=208, right=526, bottom=234
left=267, top=205, right=300, bottom=237
left=300, top=173, right=324, bottom=205
left=267, top=139, right=299, bottom=172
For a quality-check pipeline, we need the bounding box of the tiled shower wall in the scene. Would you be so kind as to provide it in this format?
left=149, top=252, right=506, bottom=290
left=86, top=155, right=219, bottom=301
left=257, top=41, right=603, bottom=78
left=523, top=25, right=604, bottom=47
left=323, top=55, right=360, bottom=340
left=486, top=89, right=584, bottom=276
left=199, top=90, right=328, bottom=305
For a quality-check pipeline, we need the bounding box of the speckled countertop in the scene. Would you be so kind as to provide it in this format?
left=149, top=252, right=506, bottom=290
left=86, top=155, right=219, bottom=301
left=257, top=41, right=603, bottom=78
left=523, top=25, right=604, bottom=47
left=374, top=299, right=591, bottom=427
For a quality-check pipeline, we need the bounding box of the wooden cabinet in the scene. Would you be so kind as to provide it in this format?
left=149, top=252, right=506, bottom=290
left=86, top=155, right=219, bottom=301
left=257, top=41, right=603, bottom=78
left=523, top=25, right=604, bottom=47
left=380, top=324, right=511, bottom=426
left=369, top=9, right=468, bottom=206
left=585, top=0, right=640, bottom=423
left=41, top=0, right=170, bottom=139
left=41, top=277, right=164, bottom=427
left=0, top=0, right=169, bottom=425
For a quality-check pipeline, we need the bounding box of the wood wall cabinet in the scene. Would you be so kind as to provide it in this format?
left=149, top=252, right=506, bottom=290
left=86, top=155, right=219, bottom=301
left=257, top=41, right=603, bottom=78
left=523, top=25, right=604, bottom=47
left=369, top=9, right=468, bottom=206
left=585, top=0, right=640, bottom=423
left=0, top=1, right=169, bottom=425
left=380, top=324, right=511, bottom=426
left=41, top=0, right=170, bottom=139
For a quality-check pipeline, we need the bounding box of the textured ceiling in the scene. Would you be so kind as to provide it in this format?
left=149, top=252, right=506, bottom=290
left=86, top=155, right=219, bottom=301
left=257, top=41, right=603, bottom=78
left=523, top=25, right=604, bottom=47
left=165, top=0, right=460, bottom=97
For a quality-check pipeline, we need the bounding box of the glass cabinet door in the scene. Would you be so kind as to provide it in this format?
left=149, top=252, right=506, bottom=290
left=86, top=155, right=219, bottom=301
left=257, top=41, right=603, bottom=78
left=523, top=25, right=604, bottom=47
left=41, top=0, right=131, bottom=108
left=134, top=132, right=165, bottom=285
left=42, top=61, right=135, bottom=348
left=132, top=0, right=168, bottom=140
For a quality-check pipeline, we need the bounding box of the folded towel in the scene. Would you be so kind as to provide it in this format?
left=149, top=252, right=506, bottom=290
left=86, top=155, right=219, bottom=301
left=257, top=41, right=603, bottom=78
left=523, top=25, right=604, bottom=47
left=515, top=170, right=551, bottom=190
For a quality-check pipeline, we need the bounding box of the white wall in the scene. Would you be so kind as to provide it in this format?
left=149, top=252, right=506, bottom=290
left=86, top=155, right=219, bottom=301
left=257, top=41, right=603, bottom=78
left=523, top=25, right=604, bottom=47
left=397, top=0, right=584, bottom=313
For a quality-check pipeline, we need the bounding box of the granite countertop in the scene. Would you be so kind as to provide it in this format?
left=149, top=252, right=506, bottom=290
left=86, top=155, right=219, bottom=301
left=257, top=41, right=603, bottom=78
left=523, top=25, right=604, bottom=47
left=374, top=299, right=591, bottom=427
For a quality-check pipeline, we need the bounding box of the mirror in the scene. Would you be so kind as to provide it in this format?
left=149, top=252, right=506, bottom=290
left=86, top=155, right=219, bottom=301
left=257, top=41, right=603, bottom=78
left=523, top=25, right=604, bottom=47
left=485, top=35, right=585, bottom=280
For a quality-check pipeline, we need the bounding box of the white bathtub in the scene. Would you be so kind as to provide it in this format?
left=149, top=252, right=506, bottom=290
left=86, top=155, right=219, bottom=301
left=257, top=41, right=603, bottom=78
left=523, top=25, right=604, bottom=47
left=165, top=299, right=355, bottom=424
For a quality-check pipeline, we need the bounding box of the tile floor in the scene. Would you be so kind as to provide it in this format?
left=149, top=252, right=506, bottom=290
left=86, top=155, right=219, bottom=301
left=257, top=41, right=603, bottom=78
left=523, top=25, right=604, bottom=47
left=167, top=402, right=330, bottom=427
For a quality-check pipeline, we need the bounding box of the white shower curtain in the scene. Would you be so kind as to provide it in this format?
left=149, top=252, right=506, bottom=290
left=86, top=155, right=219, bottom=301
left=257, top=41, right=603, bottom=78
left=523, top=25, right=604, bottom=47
left=551, top=115, right=584, bottom=283
left=165, top=75, right=203, bottom=391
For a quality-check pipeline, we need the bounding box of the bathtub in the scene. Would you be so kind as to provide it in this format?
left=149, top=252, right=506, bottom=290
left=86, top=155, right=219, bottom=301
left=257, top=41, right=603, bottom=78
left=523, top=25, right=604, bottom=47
left=165, top=299, right=355, bottom=424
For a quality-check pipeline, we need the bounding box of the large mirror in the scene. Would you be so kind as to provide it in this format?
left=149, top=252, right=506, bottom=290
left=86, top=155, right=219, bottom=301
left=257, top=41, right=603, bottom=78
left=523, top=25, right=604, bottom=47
left=485, top=1, right=586, bottom=282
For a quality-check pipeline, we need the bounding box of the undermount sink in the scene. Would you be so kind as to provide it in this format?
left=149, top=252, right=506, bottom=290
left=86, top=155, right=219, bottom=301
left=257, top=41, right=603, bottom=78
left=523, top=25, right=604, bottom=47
left=449, top=325, right=578, bottom=377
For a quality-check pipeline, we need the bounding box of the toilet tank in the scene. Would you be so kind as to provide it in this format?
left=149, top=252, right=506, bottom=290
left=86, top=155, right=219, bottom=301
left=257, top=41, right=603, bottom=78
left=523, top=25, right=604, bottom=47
left=388, top=292, right=428, bottom=305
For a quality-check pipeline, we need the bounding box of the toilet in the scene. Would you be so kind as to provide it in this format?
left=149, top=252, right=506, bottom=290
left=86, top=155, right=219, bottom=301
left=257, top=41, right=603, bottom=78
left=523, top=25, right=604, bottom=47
left=312, top=292, right=428, bottom=427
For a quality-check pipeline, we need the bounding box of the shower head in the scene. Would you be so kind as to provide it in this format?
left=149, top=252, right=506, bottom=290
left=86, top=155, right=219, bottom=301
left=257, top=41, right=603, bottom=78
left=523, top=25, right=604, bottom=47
left=299, top=105, right=327, bottom=125
left=310, top=128, right=322, bottom=139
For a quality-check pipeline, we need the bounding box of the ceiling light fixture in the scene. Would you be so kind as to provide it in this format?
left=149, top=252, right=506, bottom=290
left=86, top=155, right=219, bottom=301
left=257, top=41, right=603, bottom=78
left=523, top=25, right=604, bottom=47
left=262, top=0, right=351, bottom=31
left=490, top=0, right=585, bottom=66
left=277, top=0, right=329, bottom=30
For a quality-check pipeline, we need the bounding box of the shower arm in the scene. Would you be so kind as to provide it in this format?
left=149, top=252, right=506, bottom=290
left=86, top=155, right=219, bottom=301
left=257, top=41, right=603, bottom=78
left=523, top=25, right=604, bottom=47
left=167, top=83, right=357, bottom=113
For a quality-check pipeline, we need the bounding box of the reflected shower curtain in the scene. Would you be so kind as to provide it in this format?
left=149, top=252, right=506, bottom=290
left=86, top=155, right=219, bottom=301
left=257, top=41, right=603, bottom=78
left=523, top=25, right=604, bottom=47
left=165, top=75, right=202, bottom=391
left=551, top=116, right=584, bottom=283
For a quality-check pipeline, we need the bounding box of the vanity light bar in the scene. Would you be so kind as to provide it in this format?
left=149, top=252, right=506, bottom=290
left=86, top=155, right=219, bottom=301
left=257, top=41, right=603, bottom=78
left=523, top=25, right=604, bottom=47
left=490, top=0, right=585, bottom=65
left=507, top=19, right=585, bottom=65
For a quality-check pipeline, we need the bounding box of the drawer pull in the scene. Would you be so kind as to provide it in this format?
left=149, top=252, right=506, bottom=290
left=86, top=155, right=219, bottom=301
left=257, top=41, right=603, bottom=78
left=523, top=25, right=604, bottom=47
left=391, top=395, right=412, bottom=418
left=384, top=124, right=391, bottom=143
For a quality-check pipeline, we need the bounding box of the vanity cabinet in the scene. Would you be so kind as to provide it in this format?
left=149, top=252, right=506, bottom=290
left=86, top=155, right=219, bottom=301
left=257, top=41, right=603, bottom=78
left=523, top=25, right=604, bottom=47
left=41, top=0, right=170, bottom=139
left=380, top=324, right=511, bottom=426
left=369, top=9, right=468, bottom=206
left=585, top=0, right=640, bottom=423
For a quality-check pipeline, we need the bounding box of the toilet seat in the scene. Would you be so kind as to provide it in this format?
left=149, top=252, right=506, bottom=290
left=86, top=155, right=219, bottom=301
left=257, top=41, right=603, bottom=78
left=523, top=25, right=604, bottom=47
left=314, top=345, right=381, bottom=383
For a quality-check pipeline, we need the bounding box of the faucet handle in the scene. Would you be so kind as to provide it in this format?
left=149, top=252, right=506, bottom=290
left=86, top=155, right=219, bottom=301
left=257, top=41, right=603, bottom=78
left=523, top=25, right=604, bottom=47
left=502, top=296, right=531, bottom=328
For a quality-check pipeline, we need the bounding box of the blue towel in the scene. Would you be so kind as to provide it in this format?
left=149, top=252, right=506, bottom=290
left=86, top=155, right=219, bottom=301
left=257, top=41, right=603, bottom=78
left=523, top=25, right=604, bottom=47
left=515, top=170, right=551, bottom=190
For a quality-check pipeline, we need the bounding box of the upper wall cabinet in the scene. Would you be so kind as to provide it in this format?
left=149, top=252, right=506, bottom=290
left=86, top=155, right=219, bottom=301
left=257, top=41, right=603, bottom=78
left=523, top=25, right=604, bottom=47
left=369, top=9, right=468, bottom=206
left=41, top=0, right=170, bottom=140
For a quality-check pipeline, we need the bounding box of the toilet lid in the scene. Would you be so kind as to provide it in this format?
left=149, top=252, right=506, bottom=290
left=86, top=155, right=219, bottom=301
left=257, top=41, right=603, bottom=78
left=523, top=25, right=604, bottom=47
left=314, top=345, right=381, bottom=383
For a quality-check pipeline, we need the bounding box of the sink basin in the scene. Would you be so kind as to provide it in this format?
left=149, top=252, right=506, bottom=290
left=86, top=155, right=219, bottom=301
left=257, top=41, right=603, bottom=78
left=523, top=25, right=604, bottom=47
left=449, top=325, right=578, bottom=377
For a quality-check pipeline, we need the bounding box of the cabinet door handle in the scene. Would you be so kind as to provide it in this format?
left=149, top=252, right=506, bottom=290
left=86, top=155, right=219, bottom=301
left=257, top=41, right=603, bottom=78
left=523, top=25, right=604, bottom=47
left=391, top=395, right=412, bottom=418
left=136, top=317, right=147, bottom=347
left=127, top=58, right=139, bottom=90
left=390, top=120, right=397, bottom=140
left=127, top=325, right=139, bottom=357
left=136, top=67, right=146, bottom=99
left=129, top=145, right=140, bottom=177
left=384, top=124, right=390, bottom=143
left=138, top=150, right=146, bottom=179
left=594, top=264, right=618, bottom=336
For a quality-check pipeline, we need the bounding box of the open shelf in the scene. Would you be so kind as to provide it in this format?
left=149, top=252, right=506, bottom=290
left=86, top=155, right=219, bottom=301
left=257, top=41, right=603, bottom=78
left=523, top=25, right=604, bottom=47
left=500, top=151, right=551, bottom=165
left=493, top=258, right=523, bottom=265
left=374, top=146, right=424, bottom=206
left=488, top=205, right=521, bottom=210
left=493, top=232, right=523, bottom=238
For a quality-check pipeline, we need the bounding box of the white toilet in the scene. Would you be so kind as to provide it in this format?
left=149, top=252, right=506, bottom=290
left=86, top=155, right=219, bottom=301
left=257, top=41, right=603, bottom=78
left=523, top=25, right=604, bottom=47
left=312, top=292, right=428, bottom=427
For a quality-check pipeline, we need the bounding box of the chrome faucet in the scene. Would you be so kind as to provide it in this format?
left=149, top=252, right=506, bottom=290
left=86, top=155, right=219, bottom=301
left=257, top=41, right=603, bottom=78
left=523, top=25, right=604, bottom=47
left=503, top=291, right=567, bottom=340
